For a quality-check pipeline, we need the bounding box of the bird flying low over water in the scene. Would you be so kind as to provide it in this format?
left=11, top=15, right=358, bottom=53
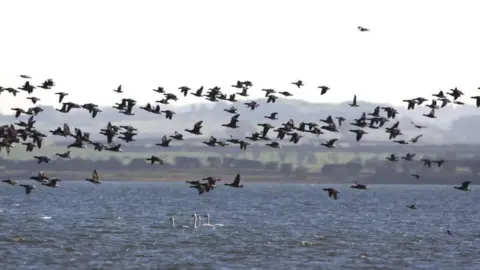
left=454, top=181, right=471, bottom=191
left=351, top=181, right=368, bottom=189
left=323, top=188, right=339, bottom=200
left=2, top=178, right=17, bottom=186
left=2, top=49, right=480, bottom=223
left=225, top=174, right=243, bottom=188
left=20, top=184, right=36, bottom=194
left=86, top=169, right=101, bottom=184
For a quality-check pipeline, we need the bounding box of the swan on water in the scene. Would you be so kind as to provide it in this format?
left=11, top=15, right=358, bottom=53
left=192, top=214, right=198, bottom=229
left=169, top=216, right=192, bottom=228
left=203, top=214, right=224, bottom=227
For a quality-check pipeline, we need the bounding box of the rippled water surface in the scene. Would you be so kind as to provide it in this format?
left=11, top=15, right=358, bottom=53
left=0, top=182, right=479, bottom=269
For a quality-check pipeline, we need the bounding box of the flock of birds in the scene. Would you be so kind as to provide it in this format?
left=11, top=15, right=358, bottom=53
left=0, top=26, right=476, bottom=205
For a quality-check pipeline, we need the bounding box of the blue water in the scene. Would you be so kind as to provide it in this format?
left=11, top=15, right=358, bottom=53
left=0, top=182, right=478, bottom=269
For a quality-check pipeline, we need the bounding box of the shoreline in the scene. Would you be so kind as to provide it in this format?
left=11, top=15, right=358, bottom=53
left=2, top=169, right=475, bottom=185
left=5, top=177, right=473, bottom=185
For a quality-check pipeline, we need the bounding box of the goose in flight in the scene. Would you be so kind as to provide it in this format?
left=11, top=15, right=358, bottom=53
left=349, top=95, right=359, bottom=107
left=20, top=184, right=36, bottom=194
left=421, top=158, right=432, bottom=167
left=55, top=92, right=69, bottom=103
left=222, top=114, right=240, bottom=129
left=267, top=95, right=278, bottom=103
left=448, top=87, right=464, bottom=100
left=190, top=183, right=209, bottom=195
left=86, top=170, right=101, bottom=184
left=156, top=135, right=172, bottom=147
left=454, top=181, right=471, bottom=191
left=349, top=129, right=367, bottom=141
left=146, top=155, right=164, bottom=165
left=105, top=144, right=123, bottom=152
left=224, top=106, right=238, bottom=114
left=411, top=122, right=427, bottom=129
left=262, top=88, right=276, bottom=97
left=403, top=99, right=416, bottom=110
left=169, top=131, right=184, bottom=141
left=26, top=97, right=40, bottom=104
left=34, top=156, right=51, bottom=164
left=410, top=134, right=423, bottom=143
left=225, top=174, right=243, bottom=188
left=358, top=26, right=369, bottom=32
left=42, top=178, right=61, bottom=188
left=323, top=188, right=339, bottom=200
left=471, top=96, right=480, bottom=107
left=401, top=153, right=416, bottom=161
left=318, top=86, right=330, bottom=95
left=278, top=91, right=293, bottom=97
left=433, top=159, right=446, bottom=167
left=18, top=81, right=36, bottom=94
left=2, top=178, right=17, bottom=186
left=422, top=108, right=436, bottom=119
left=291, top=80, right=303, bottom=88
left=56, top=151, right=71, bottom=159
left=185, top=121, right=203, bottom=135
left=113, top=85, right=123, bottom=93
left=264, top=112, right=278, bottom=120
left=178, top=86, right=190, bottom=96
left=321, top=138, right=338, bottom=148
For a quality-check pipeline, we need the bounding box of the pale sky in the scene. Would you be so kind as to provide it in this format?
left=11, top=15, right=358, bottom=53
left=1, top=0, right=480, bottom=114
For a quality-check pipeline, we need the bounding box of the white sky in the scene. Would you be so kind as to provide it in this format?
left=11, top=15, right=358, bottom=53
left=1, top=0, right=480, bottom=113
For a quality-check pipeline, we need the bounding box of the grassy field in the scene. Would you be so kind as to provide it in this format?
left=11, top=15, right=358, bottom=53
left=0, top=143, right=387, bottom=168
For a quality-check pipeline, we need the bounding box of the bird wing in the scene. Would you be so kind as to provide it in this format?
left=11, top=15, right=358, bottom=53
left=231, top=114, right=240, bottom=122
left=233, top=174, right=240, bottom=185
left=356, top=132, right=362, bottom=141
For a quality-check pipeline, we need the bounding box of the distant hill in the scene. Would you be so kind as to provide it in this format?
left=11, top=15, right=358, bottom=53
left=0, top=98, right=479, bottom=144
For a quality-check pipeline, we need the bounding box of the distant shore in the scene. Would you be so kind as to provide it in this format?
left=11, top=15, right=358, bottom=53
left=2, top=169, right=475, bottom=185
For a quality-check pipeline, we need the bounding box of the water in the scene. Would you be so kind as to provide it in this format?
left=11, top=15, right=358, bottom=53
left=0, top=182, right=479, bottom=270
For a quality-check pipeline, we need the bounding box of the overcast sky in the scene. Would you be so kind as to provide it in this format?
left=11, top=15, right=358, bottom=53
left=1, top=0, right=479, bottom=113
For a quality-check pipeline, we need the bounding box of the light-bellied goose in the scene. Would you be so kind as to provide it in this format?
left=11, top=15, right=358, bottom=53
left=2, top=178, right=17, bottom=186
left=86, top=170, right=101, bottom=184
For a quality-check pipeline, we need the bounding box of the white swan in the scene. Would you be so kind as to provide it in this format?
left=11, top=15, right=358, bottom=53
left=203, top=214, right=224, bottom=227
left=169, top=216, right=192, bottom=228
left=192, top=214, right=198, bottom=229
